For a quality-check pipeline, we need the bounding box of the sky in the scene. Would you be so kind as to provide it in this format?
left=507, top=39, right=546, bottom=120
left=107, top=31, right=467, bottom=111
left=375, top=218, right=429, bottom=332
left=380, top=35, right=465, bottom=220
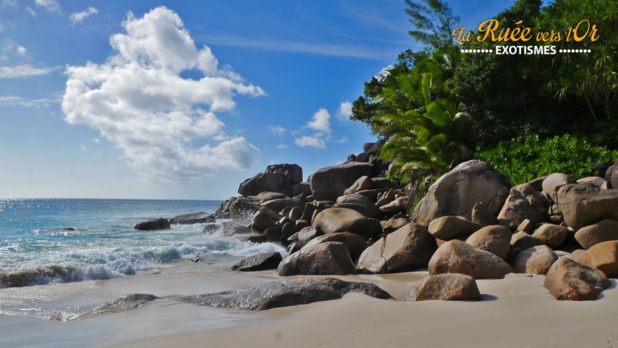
left=0, top=0, right=516, bottom=200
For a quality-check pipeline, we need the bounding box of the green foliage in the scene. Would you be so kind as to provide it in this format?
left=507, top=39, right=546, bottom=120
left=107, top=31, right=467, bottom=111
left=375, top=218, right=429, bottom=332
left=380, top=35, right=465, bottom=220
left=537, top=0, right=618, bottom=121
left=477, top=135, right=618, bottom=184
left=405, top=0, right=460, bottom=51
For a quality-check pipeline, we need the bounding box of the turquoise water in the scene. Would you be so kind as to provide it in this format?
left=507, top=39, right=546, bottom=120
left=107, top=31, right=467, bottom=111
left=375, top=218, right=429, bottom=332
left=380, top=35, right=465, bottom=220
left=0, top=198, right=284, bottom=287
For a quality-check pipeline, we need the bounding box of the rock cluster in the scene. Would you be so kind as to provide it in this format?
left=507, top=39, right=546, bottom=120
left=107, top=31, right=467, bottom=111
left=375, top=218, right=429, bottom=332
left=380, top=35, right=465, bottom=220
left=218, top=147, right=618, bottom=302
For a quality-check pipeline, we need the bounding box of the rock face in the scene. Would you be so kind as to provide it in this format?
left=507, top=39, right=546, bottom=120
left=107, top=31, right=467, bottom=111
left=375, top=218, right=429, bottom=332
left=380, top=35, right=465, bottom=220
left=575, top=219, right=618, bottom=249
left=404, top=274, right=481, bottom=301
left=238, top=164, right=303, bottom=197
left=356, top=223, right=437, bottom=273
left=542, top=173, right=576, bottom=202
left=231, top=252, right=283, bottom=272
left=302, top=232, right=368, bottom=260
left=498, top=183, right=547, bottom=230
left=412, top=160, right=511, bottom=226
left=277, top=242, right=356, bottom=276
left=312, top=208, right=382, bottom=239
left=428, top=240, right=512, bottom=279
left=310, top=162, right=374, bottom=201
left=170, top=212, right=216, bottom=225
left=134, top=218, right=170, bottom=231
left=532, top=224, right=569, bottom=248
left=556, top=185, right=618, bottom=230
left=511, top=245, right=558, bottom=275
left=544, top=257, right=610, bottom=301
left=428, top=216, right=481, bottom=240
left=586, top=241, right=618, bottom=277
left=178, top=278, right=392, bottom=310
left=465, top=225, right=512, bottom=260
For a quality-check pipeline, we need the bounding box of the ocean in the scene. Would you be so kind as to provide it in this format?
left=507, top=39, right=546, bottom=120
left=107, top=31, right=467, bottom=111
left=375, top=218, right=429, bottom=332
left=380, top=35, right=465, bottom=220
left=0, top=198, right=286, bottom=288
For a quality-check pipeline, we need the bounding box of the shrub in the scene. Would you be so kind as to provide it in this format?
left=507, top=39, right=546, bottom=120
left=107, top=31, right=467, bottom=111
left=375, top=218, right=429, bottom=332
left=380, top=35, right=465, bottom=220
left=477, top=134, right=618, bottom=185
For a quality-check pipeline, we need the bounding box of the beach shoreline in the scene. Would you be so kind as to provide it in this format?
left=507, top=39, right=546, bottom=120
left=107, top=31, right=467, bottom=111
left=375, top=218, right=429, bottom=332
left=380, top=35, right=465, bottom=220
left=3, top=264, right=618, bottom=348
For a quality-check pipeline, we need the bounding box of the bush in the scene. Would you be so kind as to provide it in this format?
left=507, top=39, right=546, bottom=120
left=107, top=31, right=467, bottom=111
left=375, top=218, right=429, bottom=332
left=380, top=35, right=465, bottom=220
left=477, top=135, right=618, bottom=185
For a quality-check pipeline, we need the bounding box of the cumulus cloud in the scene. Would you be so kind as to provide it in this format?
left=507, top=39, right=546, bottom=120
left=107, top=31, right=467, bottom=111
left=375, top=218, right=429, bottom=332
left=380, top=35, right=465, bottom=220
left=337, top=101, right=352, bottom=121
left=269, top=125, right=286, bottom=136
left=62, top=7, right=265, bottom=181
left=306, top=108, right=331, bottom=133
left=295, top=136, right=326, bottom=149
left=374, top=64, right=393, bottom=81
left=35, top=0, right=60, bottom=13
left=70, top=7, right=98, bottom=24
left=0, top=64, right=58, bottom=78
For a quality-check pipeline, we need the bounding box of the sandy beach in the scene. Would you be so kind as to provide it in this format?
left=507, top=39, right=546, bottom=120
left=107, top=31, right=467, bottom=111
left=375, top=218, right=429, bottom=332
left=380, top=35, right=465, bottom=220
left=2, top=261, right=617, bottom=348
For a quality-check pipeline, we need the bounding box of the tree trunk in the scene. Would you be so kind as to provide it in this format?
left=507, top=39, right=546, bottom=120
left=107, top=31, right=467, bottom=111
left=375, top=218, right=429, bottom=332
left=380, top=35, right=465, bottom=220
left=584, top=95, right=598, bottom=122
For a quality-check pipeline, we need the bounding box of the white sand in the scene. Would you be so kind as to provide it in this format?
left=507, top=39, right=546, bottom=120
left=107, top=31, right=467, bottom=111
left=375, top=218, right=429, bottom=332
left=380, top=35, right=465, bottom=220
left=2, top=268, right=618, bottom=348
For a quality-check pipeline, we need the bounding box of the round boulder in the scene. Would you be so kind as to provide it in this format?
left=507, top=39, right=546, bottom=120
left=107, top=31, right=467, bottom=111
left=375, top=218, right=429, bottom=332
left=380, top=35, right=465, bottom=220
left=277, top=242, right=356, bottom=276
left=428, top=240, right=512, bottom=279
left=312, top=208, right=382, bottom=239
left=466, top=225, right=512, bottom=260
left=404, top=273, right=481, bottom=301
left=511, top=245, right=558, bottom=275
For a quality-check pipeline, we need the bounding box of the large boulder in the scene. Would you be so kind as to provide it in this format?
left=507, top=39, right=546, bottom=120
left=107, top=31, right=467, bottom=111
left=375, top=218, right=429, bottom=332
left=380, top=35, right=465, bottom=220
left=302, top=232, right=368, bottom=260
left=356, top=223, right=437, bottom=273
left=335, top=194, right=377, bottom=218
left=498, top=183, right=547, bottom=230
left=170, top=212, right=216, bottom=225
left=606, top=163, right=618, bottom=189
left=428, top=216, right=481, bottom=241
left=465, top=225, right=512, bottom=260
left=229, top=198, right=262, bottom=221
left=511, top=245, right=558, bottom=275
left=574, top=219, right=618, bottom=249
left=231, top=252, right=283, bottom=272
left=555, top=184, right=618, bottom=230
left=428, top=240, right=512, bottom=279
left=510, top=231, right=545, bottom=250
left=586, top=241, right=618, bottom=277
left=343, top=176, right=374, bottom=195
left=134, top=218, right=170, bottom=231
left=261, top=197, right=306, bottom=213
left=312, top=208, right=382, bottom=239
left=471, top=202, right=498, bottom=226
left=412, top=160, right=511, bottom=226
left=310, top=162, right=374, bottom=201
left=403, top=274, right=481, bottom=301
left=286, top=226, right=323, bottom=252
left=542, top=173, right=576, bottom=202
left=238, top=164, right=303, bottom=197
left=532, top=224, right=569, bottom=248
left=252, top=209, right=283, bottom=233
left=246, top=192, right=288, bottom=204
left=577, top=176, right=610, bottom=190
left=543, top=257, right=610, bottom=301
left=178, top=278, right=392, bottom=310
left=277, top=242, right=356, bottom=276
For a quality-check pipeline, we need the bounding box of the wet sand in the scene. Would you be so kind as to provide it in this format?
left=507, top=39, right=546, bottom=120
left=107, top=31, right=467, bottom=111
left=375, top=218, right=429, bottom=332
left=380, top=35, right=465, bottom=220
left=2, top=265, right=618, bottom=348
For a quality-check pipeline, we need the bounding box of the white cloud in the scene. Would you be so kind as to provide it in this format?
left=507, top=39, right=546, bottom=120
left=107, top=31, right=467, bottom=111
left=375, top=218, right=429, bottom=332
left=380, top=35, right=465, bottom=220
left=276, top=143, right=288, bottom=149
left=337, top=101, right=352, bottom=121
left=62, top=6, right=264, bottom=181
left=306, top=108, right=331, bottom=133
left=0, top=64, right=58, bottom=78
left=93, top=138, right=100, bottom=143
left=0, top=95, right=58, bottom=107
left=374, top=64, right=393, bottom=81
left=81, top=145, right=88, bottom=152
left=35, top=0, right=60, bottom=13
left=26, top=6, right=36, bottom=17
left=70, top=7, right=98, bottom=24
left=269, top=125, right=286, bottom=136
left=16, top=45, right=26, bottom=56
left=295, top=136, right=326, bottom=149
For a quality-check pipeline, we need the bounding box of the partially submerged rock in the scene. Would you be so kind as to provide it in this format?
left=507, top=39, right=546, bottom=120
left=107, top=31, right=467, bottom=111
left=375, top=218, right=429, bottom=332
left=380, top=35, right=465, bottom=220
left=231, top=252, right=283, bottom=272
left=134, top=218, right=170, bottom=231
left=404, top=274, right=481, bottom=301
left=170, top=212, right=215, bottom=225
left=178, top=278, right=392, bottom=310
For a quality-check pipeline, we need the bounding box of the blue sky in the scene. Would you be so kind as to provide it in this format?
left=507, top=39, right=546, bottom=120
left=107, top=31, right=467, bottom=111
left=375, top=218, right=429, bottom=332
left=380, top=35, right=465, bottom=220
left=0, top=0, right=516, bottom=199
